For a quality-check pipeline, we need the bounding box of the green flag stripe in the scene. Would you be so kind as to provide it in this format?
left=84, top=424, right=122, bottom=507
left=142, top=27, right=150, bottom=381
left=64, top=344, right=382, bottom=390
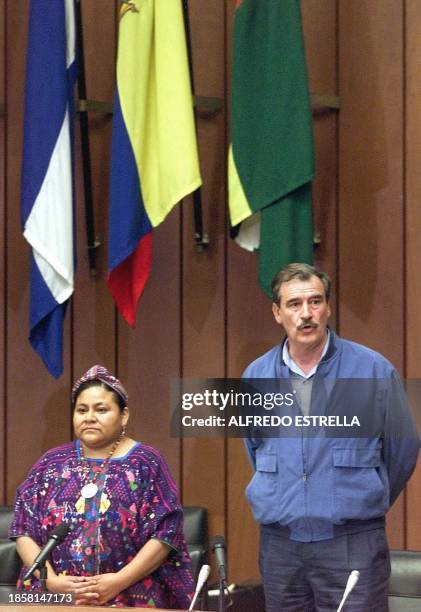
left=231, top=0, right=314, bottom=212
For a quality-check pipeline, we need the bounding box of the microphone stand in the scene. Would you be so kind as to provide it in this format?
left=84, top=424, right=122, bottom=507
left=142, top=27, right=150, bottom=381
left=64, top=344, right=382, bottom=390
left=218, top=577, right=228, bottom=612
left=38, top=561, right=48, bottom=593
left=200, top=586, right=208, bottom=611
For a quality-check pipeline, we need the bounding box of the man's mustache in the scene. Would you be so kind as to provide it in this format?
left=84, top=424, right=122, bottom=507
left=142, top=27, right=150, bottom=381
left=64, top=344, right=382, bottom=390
left=297, top=321, right=319, bottom=330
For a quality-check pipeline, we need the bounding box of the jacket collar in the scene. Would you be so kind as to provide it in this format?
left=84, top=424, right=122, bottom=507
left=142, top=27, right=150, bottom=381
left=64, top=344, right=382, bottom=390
left=279, top=327, right=339, bottom=371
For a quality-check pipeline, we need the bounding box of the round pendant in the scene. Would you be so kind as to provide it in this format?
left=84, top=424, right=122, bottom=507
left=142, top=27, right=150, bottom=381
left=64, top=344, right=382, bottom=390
left=81, top=483, right=98, bottom=499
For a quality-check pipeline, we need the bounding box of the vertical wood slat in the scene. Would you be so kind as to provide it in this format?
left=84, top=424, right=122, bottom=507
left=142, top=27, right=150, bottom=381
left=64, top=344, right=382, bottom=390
left=302, top=0, right=338, bottom=328
left=72, top=0, right=117, bottom=383
left=117, top=209, right=182, bottom=484
left=5, top=0, right=72, bottom=504
left=338, top=0, right=405, bottom=548
left=0, top=0, right=5, bottom=504
left=405, top=0, right=421, bottom=549
left=181, top=0, right=227, bottom=554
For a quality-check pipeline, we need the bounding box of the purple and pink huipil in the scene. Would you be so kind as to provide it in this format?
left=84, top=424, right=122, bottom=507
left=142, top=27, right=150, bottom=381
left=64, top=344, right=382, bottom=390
left=10, top=441, right=194, bottom=608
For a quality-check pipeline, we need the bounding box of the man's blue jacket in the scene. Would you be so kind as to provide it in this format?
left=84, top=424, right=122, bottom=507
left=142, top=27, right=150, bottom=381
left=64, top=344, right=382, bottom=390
left=243, top=331, right=420, bottom=542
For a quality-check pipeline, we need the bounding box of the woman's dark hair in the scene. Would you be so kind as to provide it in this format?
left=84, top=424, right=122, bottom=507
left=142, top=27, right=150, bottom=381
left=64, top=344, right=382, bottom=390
left=72, top=380, right=126, bottom=412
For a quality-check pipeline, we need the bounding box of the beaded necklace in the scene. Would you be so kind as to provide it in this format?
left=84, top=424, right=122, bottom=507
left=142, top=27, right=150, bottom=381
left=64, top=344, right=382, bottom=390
left=79, top=433, right=122, bottom=499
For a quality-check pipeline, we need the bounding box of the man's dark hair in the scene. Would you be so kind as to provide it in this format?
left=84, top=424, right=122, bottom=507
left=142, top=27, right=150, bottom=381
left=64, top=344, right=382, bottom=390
left=271, top=263, right=331, bottom=305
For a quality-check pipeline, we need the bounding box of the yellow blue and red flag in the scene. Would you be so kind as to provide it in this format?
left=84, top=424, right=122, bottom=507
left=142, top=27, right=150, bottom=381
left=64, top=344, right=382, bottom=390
left=108, top=0, right=201, bottom=326
left=21, top=0, right=76, bottom=377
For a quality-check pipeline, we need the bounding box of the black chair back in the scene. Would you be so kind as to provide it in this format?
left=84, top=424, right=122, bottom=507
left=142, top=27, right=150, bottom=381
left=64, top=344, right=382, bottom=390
left=183, top=506, right=208, bottom=581
left=389, top=549, right=421, bottom=611
left=0, top=506, right=21, bottom=598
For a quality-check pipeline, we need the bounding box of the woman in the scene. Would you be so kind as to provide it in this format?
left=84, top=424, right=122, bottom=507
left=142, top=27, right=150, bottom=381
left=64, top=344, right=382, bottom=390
left=10, top=365, right=194, bottom=608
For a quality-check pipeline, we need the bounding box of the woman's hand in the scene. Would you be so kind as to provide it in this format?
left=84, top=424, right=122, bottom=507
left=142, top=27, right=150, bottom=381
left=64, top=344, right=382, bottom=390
left=74, top=573, right=125, bottom=606
left=47, top=574, right=100, bottom=606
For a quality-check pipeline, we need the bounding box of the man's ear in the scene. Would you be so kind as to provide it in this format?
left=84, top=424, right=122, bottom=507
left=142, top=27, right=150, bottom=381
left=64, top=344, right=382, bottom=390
left=272, top=302, right=282, bottom=325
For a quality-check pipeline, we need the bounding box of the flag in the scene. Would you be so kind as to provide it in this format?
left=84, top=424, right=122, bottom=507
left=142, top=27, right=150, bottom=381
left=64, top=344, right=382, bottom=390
left=21, top=0, right=76, bottom=377
left=108, top=0, right=201, bottom=326
left=229, top=0, right=314, bottom=297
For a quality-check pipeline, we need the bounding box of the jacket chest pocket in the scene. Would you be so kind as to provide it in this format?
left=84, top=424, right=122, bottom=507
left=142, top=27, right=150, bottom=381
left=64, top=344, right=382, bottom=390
left=332, top=448, right=388, bottom=522
left=256, top=452, right=278, bottom=474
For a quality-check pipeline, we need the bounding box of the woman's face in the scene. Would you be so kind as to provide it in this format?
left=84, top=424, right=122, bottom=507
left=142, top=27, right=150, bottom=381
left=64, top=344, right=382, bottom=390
left=73, top=385, right=128, bottom=451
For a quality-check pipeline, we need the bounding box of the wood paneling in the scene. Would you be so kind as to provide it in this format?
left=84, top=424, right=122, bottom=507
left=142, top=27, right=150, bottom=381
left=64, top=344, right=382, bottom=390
left=0, top=0, right=5, bottom=503
left=302, top=0, right=338, bottom=326
left=2, top=0, right=420, bottom=587
left=338, top=0, right=405, bottom=548
left=405, top=0, right=421, bottom=549
left=181, top=0, right=227, bottom=553
left=117, top=210, right=182, bottom=483
left=72, top=0, right=117, bottom=381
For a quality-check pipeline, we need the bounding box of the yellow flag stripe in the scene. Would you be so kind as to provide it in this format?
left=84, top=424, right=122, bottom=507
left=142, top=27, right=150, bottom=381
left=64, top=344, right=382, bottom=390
left=117, top=0, right=201, bottom=228
left=228, top=144, right=252, bottom=226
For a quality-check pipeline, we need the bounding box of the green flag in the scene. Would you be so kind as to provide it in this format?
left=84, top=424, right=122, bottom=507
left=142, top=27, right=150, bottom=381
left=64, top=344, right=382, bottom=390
left=229, top=0, right=314, bottom=297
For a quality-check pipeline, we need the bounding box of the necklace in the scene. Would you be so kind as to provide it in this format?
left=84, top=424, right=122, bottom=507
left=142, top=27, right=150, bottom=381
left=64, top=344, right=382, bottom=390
left=79, top=435, right=122, bottom=499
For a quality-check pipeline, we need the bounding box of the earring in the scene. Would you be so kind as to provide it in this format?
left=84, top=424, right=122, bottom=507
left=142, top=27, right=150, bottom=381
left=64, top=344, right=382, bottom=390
left=121, top=425, right=126, bottom=438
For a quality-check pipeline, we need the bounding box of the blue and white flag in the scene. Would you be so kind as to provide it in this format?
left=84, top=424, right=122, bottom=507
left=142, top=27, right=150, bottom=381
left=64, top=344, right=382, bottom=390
left=21, top=0, right=76, bottom=377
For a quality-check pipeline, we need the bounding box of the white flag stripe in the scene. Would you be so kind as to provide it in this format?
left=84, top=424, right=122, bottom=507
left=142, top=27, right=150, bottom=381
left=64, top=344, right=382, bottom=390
left=235, top=211, right=261, bottom=252
left=24, top=109, right=73, bottom=304
left=64, top=0, right=76, bottom=68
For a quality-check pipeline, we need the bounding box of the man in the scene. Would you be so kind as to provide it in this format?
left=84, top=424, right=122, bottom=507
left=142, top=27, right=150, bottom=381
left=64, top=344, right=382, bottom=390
left=243, top=263, right=420, bottom=612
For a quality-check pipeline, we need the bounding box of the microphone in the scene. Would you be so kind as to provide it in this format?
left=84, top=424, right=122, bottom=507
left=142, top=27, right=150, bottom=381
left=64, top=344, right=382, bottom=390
left=188, top=564, right=211, bottom=611
left=212, top=535, right=227, bottom=582
left=337, top=570, right=360, bottom=612
left=23, top=523, right=70, bottom=581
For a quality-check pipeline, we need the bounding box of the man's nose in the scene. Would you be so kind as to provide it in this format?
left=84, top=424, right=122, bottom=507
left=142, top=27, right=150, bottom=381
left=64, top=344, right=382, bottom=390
left=300, top=302, right=311, bottom=318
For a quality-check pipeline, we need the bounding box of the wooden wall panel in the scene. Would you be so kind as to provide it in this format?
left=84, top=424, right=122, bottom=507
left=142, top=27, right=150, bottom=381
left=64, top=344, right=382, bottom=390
left=405, top=0, right=421, bottom=549
left=338, top=0, right=404, bottom=365
left=181, top=0, right=227, bottom=547
left=0, top=0, right=5, bottom=504
left=338, top=0, right=405, bottom=548
left=6, top=0, right=72, bottom=504
left=72, top=1, right=117, bottom=381
left=302, top=0, right=338, bottom=326
left=117, top=210, right=182, bottom=483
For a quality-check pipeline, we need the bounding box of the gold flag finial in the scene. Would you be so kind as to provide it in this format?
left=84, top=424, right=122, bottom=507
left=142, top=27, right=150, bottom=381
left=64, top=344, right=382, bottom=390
left=120, top=1, right=139, bottom=19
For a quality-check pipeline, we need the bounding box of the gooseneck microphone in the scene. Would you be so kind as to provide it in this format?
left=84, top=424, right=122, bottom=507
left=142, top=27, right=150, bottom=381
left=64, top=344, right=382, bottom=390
left=212, top=535, right=228, bottom=612
left=337, top=570, right=360, bottom=612
left=212, top=535, right=227, bottom=582
left=23, top=523, right=70, bottom=581
left=188, top=564, right=211, bottom=611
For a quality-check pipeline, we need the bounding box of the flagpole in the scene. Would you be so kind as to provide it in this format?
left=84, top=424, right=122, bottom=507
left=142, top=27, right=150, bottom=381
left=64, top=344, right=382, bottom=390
left=181, top=0, right=209, bottom=251
left=75, top=0, right=100, bottom=275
